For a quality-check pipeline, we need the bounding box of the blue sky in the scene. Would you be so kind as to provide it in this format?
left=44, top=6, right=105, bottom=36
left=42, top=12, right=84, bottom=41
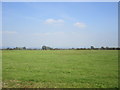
left=0, top=2, right=1, bottom=48
left=2, top=2, right=118, bottom=48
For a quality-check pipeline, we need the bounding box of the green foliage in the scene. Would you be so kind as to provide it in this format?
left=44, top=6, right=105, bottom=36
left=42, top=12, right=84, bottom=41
left=2, top=50, right=118, bottom=88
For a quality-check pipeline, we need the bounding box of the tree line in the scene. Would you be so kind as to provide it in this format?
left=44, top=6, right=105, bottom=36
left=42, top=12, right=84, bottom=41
left=1, top=45, right=120, bottom=50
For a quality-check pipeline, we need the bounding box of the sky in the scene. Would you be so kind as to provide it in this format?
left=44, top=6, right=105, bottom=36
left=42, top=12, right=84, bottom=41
left=1, top=0, right=119, bottom=2
left=2, top=2, right=118, bottom=48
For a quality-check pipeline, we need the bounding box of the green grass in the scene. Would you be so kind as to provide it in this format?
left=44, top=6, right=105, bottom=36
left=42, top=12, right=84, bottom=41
left=2, top=50, right=118, bottom=88
left=0, top=50, right=2, bottom=89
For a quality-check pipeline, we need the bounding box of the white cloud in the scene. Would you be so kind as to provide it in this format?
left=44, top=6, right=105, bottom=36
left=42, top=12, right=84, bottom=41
left=45, top=18, right=64, bottom=24
left=74, top=22, right=86, bottom=28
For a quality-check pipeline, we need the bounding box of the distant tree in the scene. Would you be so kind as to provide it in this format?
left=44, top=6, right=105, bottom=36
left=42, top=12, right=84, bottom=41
left=15, top=47, right=19, bottom=50
left=23, top=47, right=26, bottom=50
left=105, top=46, right=109, bottom=50
left=72, top=48, right=74, bottom=50
left=42, top=46, right=53, bottom=50
left=76, top=48, right=80, bottom=50
left=42, top=46, right=46, bottom=50
left=91, top=46, right=94, bottom=49
left=13, top=48, right=16, bottom=50
left=101, top=46, right=105, bottom=50
left=6, top=47, right=10, bottom=50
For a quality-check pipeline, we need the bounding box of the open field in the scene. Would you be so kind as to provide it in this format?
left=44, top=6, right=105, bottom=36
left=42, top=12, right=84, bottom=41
left=2, top=50, right=118, bottom=88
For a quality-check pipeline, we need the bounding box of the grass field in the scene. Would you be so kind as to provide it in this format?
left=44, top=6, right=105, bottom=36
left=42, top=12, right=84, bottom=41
left=2, top=50, right=118, bottom=88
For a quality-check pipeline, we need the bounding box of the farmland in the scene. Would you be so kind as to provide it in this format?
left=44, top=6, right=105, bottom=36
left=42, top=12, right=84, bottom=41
left=2, top=50, right=118, bottom=88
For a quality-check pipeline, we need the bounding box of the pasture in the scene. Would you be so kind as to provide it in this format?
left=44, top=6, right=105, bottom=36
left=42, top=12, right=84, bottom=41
left=2, top=50, right=118, bottom=88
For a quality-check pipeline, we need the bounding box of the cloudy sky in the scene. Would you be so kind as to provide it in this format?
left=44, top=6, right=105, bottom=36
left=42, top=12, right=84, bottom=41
left=2, top=2, right=118, bottom=48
